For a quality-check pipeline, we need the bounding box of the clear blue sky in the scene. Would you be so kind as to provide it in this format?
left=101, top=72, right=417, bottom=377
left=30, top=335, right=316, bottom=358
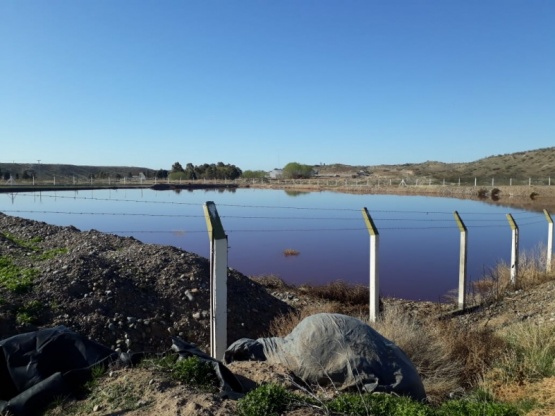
left=1, top=1, right=553, bottom=171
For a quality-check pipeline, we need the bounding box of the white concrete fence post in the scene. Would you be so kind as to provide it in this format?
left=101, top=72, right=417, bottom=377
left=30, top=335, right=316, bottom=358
left=203, top=201, right=228, bottom=360
left=506, top=214, right=519, bottom=285
left=362, top=208, right=380, bottom=322
left=544, top=209, right=553, bottom=273
left=453, top=211, right=468, bottom=310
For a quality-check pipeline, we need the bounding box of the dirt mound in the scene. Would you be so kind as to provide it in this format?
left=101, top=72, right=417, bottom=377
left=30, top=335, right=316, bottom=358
left=0, top=212, right=292, bottom=354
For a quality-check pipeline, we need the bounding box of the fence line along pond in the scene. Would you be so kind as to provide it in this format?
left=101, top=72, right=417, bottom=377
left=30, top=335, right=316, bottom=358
left=2, top=188, right=552, bottom=302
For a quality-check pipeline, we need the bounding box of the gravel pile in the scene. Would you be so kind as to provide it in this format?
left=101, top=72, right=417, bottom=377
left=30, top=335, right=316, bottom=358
left=0, top=212, right=292, bottom=354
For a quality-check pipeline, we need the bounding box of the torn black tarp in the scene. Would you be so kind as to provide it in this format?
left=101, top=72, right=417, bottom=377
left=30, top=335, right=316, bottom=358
left=0, top=325, right=118, bottom=415
left=171, top=337, right=243, bottom=395
left=0, top=326, right=243, bottom=415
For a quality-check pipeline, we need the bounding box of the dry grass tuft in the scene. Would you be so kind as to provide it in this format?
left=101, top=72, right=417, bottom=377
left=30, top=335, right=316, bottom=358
left=370, top=305, right=462, bottom=404
left=283, top=248, right=300, bottom=256
left=369, top=305, right=505, bottom=404
left=299, top=280, right=369, bottom=306
left=471, top=245, right=555, bottom=304
left=485, top=322, right=555, bottom=386
left=436, top=319, right=506, bottom=388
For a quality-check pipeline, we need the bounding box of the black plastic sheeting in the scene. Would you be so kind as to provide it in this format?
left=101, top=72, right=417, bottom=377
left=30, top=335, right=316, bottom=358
left=0, top=326, right=242, bottom=415
left=0, top=326, right=118, bottom=414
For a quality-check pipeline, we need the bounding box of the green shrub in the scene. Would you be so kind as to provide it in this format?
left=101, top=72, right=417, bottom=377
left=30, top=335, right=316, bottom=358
left=438, top=398, right=520, bottom=416
left=326, top=391, right=520, bottom=416
left=328, top=393, right=433, bottom=416
left=161, top=355, right=219, bottom=391
left=237, top=383, right=292, bottom=416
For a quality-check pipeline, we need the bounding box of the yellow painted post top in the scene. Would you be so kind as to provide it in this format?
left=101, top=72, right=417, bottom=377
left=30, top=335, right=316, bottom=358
left=544, top=209, right=553, bottom=224
left=203, top=201, right=226, bottom=240
left=362, top=207, right=379, bottom=236
left=453, top=211, right=467, bottom=232
left=506, top=213, right=518, bottom=231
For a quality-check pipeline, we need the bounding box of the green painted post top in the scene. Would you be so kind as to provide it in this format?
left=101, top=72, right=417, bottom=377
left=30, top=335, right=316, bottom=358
left=544, top=209, right=553, bottom=224
left=362, top=207, right=379, bottom=236
left=506, top=213, right=518, bottom=231
left=453, top=211, right=467, bottom=233
left=203, top=201, right=226, bottom=240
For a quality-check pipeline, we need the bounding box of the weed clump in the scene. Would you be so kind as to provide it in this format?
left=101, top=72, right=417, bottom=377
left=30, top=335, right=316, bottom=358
left=0, top=256, right=38, bottom=293
left=328, top=392, right=433, bottom=416
left=237, top=383, right=295, bottom=416
left=283, top=248, right=300, bottom=257
left=437, top=390, right=520, bottom=416
left=152, top=355, right=219, bottom=391
left=489, top=322, right=555, bottom=384
left=16, top=300, right=44, bottom=325
left=301, top=280, right=369, bottom=305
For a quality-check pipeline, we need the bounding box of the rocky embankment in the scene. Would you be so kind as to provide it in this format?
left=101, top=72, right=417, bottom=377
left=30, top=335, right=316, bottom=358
left=0, top=212, right=291, bottom=353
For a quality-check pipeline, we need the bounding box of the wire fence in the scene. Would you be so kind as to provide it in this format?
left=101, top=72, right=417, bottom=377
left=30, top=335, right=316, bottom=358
left=2, top=192, right=550, bottom=233
left=2, top=175, right=554, bottom=188
left=3, top=190, right=553, bottom=302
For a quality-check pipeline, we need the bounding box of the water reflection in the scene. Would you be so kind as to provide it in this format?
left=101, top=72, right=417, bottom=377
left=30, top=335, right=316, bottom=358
left=284, top=190, right=310, bottom=197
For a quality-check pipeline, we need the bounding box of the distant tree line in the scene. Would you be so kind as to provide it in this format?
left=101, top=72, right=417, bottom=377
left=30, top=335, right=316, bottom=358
left=0, top=161, right=313, bottom=182
left=169, top=162, right=242, bottom=180
left=0, top=168, right=22, bottom=180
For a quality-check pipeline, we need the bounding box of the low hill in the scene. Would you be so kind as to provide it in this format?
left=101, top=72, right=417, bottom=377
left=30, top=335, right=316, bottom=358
left=316, top=147, right=555, bottom=182
left=0, top=163, right=157, bottom=181
left=2, top=147, right=554, bottom=183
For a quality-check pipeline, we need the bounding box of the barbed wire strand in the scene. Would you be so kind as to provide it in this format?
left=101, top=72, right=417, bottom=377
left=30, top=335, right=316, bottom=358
left=10, top=192, right=548, bottom=217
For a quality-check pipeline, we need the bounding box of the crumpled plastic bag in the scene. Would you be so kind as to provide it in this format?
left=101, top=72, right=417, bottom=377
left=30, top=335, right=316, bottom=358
left=225, top=313, right=426, bottom=401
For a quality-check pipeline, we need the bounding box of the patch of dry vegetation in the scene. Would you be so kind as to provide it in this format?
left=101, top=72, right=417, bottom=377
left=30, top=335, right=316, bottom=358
left=283, top=248, right=300, bottom=257
left=299, top=280, right=369, bottom=305
left=471, top=245, right=555, bottom=304
left=369, top=305, right=505, bottom=404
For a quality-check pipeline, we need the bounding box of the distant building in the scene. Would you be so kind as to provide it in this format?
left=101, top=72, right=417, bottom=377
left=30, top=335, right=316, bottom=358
left=268, top=169, right=283, bottom=179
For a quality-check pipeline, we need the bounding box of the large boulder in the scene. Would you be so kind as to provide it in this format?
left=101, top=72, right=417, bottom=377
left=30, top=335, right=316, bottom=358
left=225, top=313, right=426, bottom=401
